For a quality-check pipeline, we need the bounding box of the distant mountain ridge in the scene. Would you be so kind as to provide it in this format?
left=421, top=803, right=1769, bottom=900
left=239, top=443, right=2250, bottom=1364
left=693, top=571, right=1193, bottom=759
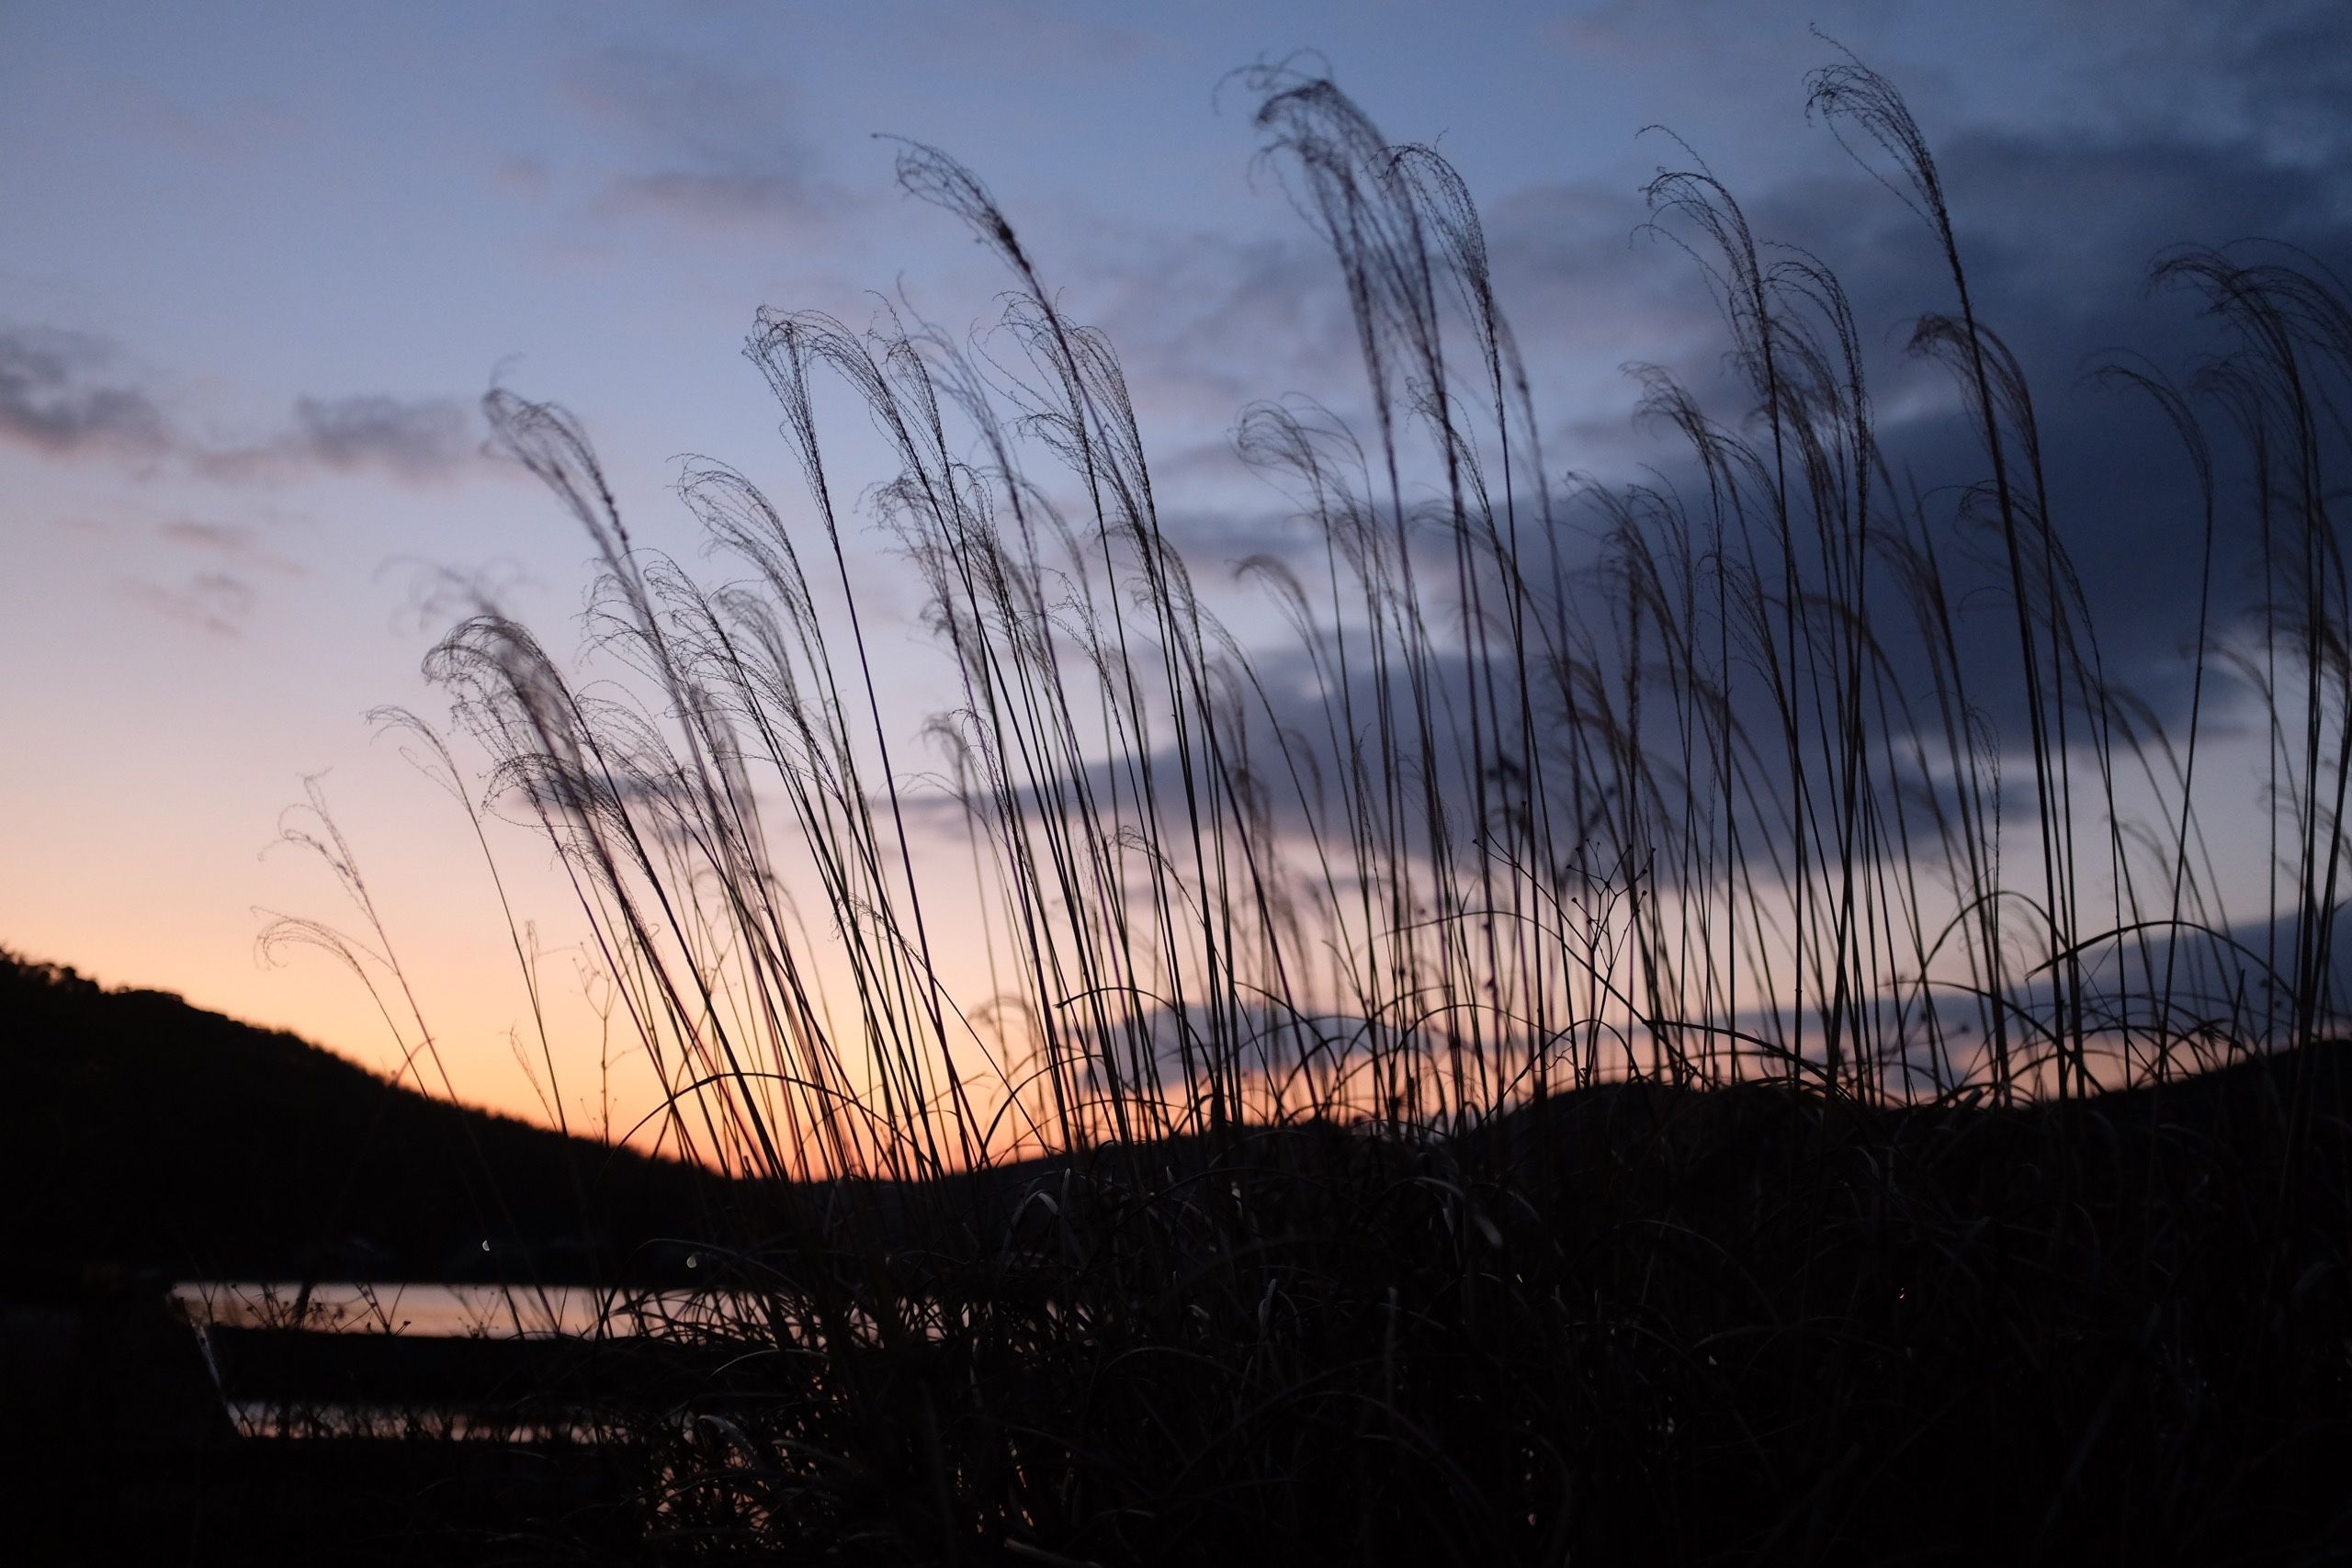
left=0, top=949, right=718, bottom=1282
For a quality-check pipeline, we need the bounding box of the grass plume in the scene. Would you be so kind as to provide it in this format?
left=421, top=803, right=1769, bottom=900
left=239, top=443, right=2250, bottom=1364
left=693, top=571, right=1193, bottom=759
left=272, top=52, right=2352, bottom=1563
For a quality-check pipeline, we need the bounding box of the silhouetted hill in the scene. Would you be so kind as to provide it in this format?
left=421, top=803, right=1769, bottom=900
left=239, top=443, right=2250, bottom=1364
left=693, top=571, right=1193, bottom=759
left=0, top=950, right=719, bottom=1280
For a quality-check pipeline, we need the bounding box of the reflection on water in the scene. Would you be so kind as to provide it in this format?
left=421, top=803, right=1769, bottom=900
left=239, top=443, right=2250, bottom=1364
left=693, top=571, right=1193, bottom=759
left=166, top=1280, right=957, bottom=1441
left=173, top=1280, right=767, bottom=1442
left=222, top=1399, right=632, bottom=1442
left=171, top=1280, right=755, bottom=1338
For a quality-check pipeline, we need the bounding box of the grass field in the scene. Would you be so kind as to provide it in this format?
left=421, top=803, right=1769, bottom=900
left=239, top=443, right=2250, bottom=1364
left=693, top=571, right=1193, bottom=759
left=255, top=54, right=2352, bottom=1563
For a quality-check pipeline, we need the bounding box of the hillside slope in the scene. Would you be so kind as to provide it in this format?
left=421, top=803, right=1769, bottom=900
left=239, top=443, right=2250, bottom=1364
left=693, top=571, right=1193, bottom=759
left=0, top=951, right=718, bottom=1280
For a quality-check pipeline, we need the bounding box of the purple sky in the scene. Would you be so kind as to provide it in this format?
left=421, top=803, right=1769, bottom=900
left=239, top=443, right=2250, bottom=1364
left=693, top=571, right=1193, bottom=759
left=6, top=0, right=2345, bottom=1127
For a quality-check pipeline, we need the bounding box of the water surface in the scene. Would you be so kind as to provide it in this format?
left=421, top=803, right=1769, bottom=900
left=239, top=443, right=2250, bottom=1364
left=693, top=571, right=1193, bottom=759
left=171, top=1279, right=750, bottom=1338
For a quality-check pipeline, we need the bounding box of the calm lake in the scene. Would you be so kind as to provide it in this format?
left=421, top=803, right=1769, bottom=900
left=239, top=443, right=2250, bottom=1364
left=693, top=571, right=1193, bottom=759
left=170, top=1280, right=774, bottom=1438
left=170, top=1279, right=752, bottom=1339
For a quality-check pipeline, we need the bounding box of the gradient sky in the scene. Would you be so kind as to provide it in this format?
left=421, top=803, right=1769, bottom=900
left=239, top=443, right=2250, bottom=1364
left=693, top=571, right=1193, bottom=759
left=6, top=0, right=2346, bottom=1132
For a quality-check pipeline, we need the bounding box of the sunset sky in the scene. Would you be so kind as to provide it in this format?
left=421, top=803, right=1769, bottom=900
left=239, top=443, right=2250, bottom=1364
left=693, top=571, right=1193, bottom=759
left=6, top=0, right=2346, bottom=1133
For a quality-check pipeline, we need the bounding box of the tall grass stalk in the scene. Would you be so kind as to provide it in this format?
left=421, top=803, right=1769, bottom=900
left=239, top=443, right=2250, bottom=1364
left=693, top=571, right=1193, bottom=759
left=278, top=55, right=2352, bottom=1562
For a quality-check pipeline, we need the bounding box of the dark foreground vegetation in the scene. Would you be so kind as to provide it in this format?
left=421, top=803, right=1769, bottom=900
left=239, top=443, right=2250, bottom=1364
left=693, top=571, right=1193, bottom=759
left=0, top=949, right=713, bottom=1281
left=12, top=1035, right=2349, bottom=1562
left=23, top=48, right=2352, bottom=1565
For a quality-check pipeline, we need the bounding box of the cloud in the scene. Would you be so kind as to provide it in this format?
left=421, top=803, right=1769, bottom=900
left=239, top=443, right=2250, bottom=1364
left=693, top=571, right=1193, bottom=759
left=80, top=512, right=310, bottom=637
left=187, top=391, right=485, bottom=483
left=562, top=44, right=846, bottom=231
left=0, top=325, right=486, bottom=484
left=281, top=393, right=475, bottom=478
left=494, top=153, right=552, bottom=198
left=1237, top=71, right=2351, bottom=734
left=2057, top=0, right=2352, bottom=164
left=157, top=517, right=263, bottom=552
left=117, top=570, right=257, bottom=638
left=601, top=170, right=833, bottom=229
left=154, top=517, right=306, bottom=577
left=0, top=327, right=168, bottom=457
left=98, top=75, right=308, bottom=164
left=873, top=56, right=2352, bottom=898
left=1712, top=121, right=2352, bottom=723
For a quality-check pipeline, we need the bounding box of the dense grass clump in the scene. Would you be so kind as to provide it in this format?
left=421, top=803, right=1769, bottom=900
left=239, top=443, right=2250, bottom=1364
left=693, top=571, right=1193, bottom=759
left=281, top=54, right=2352, bottom=1564
left=589, top=1053, right=2351, bottom=1563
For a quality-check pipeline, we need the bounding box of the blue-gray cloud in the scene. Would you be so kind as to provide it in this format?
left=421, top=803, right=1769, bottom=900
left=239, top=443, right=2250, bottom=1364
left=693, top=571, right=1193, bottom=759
left=117, top=570, right=256, bottom=639
left=0, top=327, right=168, bottom=457
left=80, top=513, right=309, bottom=639
left=1102, top=48, right=2352, bottom=742
left=277, top=393, right=475, bottom=479
left=183, top=389, right=485, bottom=483
left=864, top=44, right=2352, bottom=898
left=0, top=325, right=485, bottom=483
left=563, top=44, right=847, bottom=230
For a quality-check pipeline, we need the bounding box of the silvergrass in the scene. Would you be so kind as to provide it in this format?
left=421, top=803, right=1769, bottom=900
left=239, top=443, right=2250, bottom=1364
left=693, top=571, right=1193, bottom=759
left=271, top=53, right=2352, bottom=1564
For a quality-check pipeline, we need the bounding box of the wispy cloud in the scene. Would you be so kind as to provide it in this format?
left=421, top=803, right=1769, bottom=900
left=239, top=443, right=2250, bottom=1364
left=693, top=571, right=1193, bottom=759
left=117, top=570, right=257, bottom=639
left=74, top=511, right=308, bottom=638
left=154, top=517, right=306, bottom=577
left=1, top=323, right=488, bottom=484
left=192, top=392, right=483, bottom=483
left=277, top=393, right=475, bottom=479
left=561, top=44, right=849, bottom=231
left=0, top=327, right=169, bottom=457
